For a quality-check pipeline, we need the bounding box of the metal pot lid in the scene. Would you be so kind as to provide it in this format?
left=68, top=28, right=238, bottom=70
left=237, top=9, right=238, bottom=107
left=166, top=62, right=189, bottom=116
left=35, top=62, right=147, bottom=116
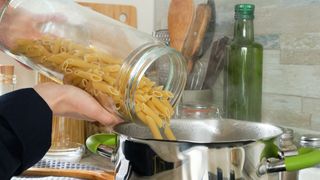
left=113, top=119, right=283, bottom=145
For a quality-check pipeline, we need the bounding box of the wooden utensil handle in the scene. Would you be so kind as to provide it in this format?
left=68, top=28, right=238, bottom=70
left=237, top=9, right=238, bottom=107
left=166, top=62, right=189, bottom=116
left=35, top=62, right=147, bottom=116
left=183, top=4, right=211, bottom=59
left=168, top=0, right=195, bottom=52
left=23, top=168, right=114, bottom=180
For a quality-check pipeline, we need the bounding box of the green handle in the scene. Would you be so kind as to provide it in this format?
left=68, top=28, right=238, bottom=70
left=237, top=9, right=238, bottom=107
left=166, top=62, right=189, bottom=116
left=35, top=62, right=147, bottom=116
left=85, top=133, right=117, bottom=154
left=285, top=149, right=320, bottom=171
left=298, top=147, right=314, bottom=155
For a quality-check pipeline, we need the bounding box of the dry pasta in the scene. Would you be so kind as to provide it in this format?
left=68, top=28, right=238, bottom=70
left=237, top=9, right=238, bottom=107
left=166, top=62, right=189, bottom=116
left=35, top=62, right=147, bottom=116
left=13, top=36, right=176, bottom=140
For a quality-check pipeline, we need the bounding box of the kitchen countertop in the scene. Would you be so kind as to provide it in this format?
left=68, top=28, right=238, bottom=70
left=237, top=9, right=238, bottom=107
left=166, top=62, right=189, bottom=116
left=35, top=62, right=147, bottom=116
left=12, top=153, right=114, bottom=180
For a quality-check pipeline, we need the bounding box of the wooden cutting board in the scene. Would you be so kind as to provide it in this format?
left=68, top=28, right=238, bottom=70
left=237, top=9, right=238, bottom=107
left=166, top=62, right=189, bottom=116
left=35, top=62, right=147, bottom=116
left=23, top=168, right=114, bottom=180
left=168, top=0, right=194, bottom=52
left=78, top=2, right=137, bottom=28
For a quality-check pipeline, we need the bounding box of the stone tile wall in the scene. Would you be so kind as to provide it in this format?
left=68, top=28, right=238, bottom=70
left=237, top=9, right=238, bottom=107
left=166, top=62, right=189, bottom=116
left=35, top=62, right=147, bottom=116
left=213, top=0, right=320, bottom=131
left=155, top=0, right=320, bottom=131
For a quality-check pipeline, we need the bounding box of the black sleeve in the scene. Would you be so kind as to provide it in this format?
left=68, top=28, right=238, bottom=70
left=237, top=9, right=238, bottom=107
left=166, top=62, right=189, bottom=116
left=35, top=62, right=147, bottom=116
left=0, top=88, right=52, bottom=179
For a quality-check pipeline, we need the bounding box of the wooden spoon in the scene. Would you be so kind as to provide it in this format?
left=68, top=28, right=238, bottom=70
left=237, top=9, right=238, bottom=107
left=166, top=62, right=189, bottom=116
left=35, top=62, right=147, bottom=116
left=168, top=0, right=194, bottom=52
left=22, top=168, right=114, bottom=180
left=182, top=4, right=212, bottom=72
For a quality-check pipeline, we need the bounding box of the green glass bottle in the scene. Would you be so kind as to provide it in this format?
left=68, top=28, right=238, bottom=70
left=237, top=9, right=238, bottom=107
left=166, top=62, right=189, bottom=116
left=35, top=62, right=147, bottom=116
left=223, top=4, right=263, bottom=122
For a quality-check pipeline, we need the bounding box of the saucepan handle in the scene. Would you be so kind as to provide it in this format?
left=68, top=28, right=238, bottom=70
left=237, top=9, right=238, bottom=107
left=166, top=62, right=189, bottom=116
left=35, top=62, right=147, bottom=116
left=258, top=148, right=320, bottom=175
left=285, top=149, right=320, bottom=171
left=86, top=133, right=118, bottom=160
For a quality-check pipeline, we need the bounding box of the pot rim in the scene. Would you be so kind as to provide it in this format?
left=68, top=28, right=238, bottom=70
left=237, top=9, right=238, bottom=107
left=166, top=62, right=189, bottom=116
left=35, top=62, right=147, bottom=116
left=112, top=119, right=284, bottom=145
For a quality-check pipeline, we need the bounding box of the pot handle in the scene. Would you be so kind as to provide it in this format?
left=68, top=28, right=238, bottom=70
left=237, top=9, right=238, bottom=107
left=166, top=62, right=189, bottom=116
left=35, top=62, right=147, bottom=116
left=86, top=133, right=117, bottom=160
left=285, top=149, right=320, bottom=171
left=258, top=148, right=320, bottom=175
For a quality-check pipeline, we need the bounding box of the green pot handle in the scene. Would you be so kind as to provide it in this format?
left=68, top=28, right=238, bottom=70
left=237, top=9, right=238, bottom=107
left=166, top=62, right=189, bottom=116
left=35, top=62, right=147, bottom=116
left=285, top=149, right=320, bottom=171
left=86, top=133, right=117, bottom=154
left=298, top=147, right=314, bottom=155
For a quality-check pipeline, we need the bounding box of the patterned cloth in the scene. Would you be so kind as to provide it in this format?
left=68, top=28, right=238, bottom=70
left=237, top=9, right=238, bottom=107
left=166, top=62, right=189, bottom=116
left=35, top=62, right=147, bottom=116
left=11, top=159, right=104, bottom=180
left=12, top=177, right=83, bottom=180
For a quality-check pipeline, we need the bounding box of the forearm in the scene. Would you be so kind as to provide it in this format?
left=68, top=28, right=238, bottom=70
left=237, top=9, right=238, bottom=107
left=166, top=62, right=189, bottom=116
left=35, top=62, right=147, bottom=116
left=0, top=88, right=52, bottom=178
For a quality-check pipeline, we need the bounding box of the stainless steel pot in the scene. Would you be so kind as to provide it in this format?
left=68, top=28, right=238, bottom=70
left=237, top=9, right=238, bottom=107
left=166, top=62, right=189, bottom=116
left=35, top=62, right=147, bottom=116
left=86, top=119, right=320, bottom=180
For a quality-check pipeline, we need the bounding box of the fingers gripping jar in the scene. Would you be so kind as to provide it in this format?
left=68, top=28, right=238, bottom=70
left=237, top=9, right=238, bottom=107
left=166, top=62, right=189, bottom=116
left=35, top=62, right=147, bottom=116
left=0, top=0, right=187, bottom=132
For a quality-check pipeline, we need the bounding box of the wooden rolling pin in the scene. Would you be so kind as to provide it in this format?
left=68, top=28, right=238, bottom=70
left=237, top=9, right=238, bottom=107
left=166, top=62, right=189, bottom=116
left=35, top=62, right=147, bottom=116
left=23, top=168, right=114, bottom=180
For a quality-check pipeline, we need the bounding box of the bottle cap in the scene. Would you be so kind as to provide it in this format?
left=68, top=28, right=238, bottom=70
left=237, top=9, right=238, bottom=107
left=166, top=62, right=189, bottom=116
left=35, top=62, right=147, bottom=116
left=235, top=4, right=255, bottom=20
left=0, top=65, right=14, bottom=75
left=300, top=134, right=320, bottom=148
left=280, top=128, right=294, bottom=140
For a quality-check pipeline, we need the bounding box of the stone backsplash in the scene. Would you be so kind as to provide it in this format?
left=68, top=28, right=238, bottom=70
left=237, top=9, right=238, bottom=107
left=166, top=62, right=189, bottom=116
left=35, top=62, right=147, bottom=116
left=154, top=0, right=320, bottom=131
left=212, top=0, right=320, bottom=131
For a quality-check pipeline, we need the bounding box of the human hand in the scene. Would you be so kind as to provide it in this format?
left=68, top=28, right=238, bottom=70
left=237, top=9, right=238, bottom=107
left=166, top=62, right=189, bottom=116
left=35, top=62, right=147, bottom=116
left=33, top=82, right=122, bottom=127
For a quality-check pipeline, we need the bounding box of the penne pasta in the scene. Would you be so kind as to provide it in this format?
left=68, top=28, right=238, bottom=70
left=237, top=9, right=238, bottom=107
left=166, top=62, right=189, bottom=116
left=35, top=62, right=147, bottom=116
left=67, top=58, right=100, bottom=70
left=25, top=45, right=50, bottom=57
left=164, top=124, right=176, bottom=140
left=136, top=111, right=148, bottom=125
left=91, top=81, right=119, bottom=96
left=47, top=52, right=70, bottom=65
left=49, top=39, right=62, bottom=54
left=146, top=116, right=163, bottom=139
left=74, top=69, right=103, bottom=82
left=84, top=53, right=99, bottom=62
left=146, top=100, right=161, bottom=115
left=102, top=74, right=116, bottom=85
left=98, top=53, right=122, bottom=64
left=135, top=94, right=147, bottom=103
left=151, top=97, right=168, bottom=115
left=79, top=79, right=89, bottom=89
left=103, top=65, right=121, bottom=73
left=142, top=86, right=152, bottom=93
left=163, top=90, right=174, bottom=99
left=12, top=36, right=178, bottom=140
left=141, top=103, right=163, bottom=128
left=152, top=90, right=163, bottom=98
left=154, top=85, right=164, bottom=91
left=92, top=69, right=104, bottom=76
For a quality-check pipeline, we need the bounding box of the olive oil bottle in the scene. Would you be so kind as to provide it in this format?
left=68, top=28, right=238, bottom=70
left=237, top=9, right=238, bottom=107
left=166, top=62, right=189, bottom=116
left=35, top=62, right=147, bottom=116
left=223, top=4, right=263, bottom=122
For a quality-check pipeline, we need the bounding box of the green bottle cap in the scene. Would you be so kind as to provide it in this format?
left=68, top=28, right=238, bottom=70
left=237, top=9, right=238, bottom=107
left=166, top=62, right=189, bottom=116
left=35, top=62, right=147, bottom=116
left=235, top=4, right=255, bottom=20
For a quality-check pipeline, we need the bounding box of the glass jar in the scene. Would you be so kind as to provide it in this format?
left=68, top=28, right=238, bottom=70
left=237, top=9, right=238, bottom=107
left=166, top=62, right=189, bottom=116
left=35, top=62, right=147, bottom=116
left=0, top=64, right=16, bottom=95
left=0, top=0, right=187, bottom=125
left=174, top=89, right=221, bottom=119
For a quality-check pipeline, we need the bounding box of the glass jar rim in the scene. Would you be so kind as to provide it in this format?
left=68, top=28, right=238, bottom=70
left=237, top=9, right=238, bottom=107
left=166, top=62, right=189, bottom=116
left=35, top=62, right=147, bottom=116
left=118, top=42, right=187, bottom=124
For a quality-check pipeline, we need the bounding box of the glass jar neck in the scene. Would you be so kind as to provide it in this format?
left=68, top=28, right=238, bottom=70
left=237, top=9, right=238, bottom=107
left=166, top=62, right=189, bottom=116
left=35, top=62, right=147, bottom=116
left=118, top=42, right=187, bottom=123
left=233, top=18, right=254, bottom=42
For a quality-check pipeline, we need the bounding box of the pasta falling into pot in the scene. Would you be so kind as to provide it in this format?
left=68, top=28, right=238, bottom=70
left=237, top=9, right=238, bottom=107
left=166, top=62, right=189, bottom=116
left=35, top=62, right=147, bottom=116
left=12, top=36, right=176, bottom=140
